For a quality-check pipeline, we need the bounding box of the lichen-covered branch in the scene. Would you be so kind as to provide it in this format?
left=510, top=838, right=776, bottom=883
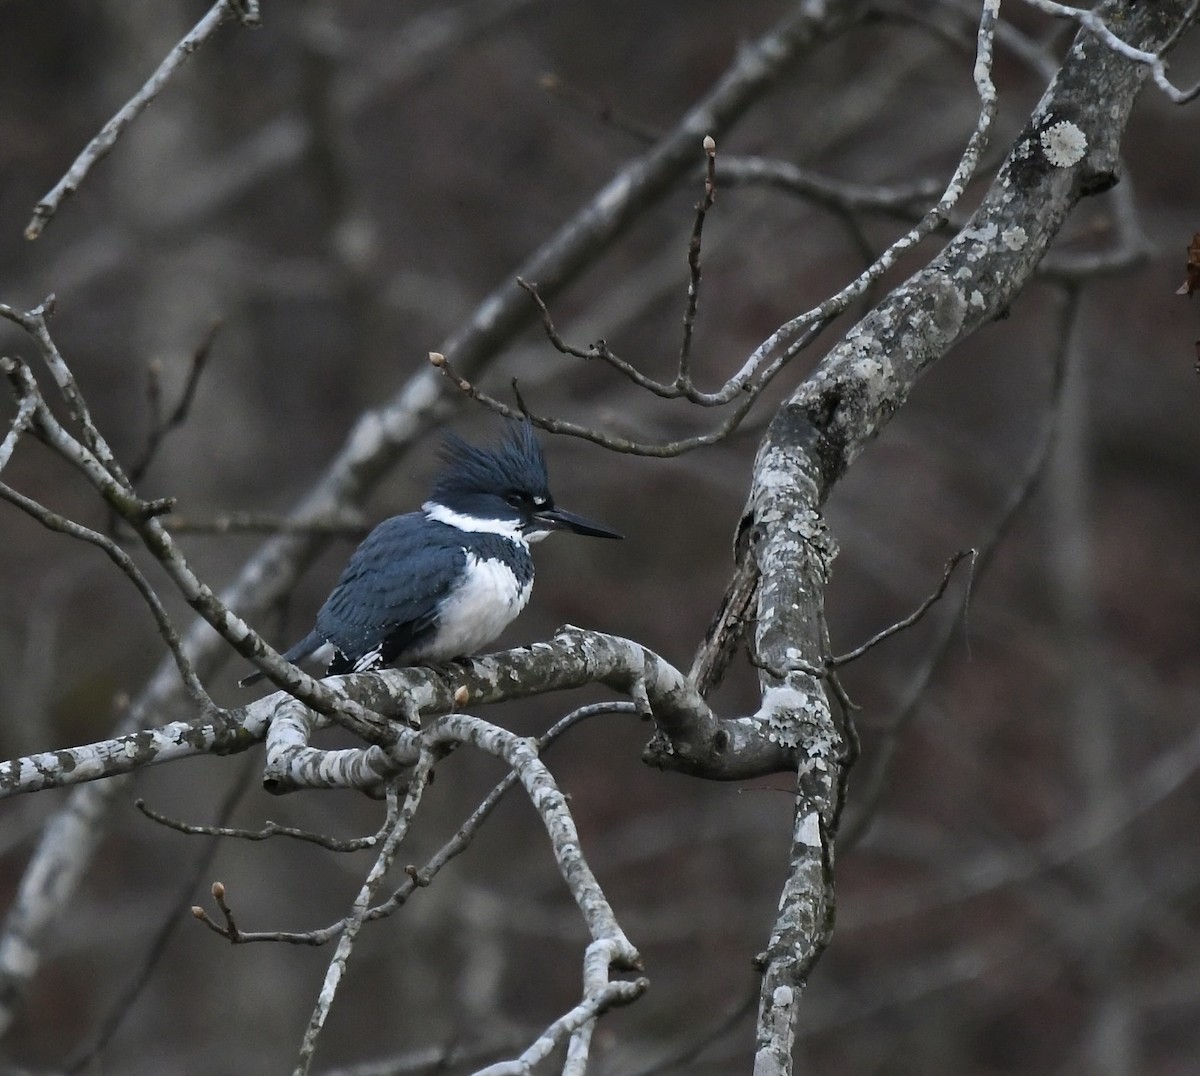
left=293, top=763, right=431, bottom=1076
left=0, top=627, right=796, bottom=800
left=285, top=708, right=640, bottom=1072
left=735, top=1, right=1198, bottom=1070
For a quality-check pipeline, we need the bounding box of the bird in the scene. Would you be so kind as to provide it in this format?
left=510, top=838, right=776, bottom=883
left=240, top=421, right=621, bottom=687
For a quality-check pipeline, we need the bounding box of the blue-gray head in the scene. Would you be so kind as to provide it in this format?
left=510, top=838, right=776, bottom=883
left=426, top=421, right=622, bottom=542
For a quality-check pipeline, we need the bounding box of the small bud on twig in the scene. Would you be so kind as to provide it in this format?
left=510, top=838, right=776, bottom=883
left=703, top=134, right=716, bottom=156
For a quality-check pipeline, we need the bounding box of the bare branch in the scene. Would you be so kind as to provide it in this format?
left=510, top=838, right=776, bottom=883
left=493, top=0, right=1001, bottom=459
left=0, top=298, right=128, bottom=478
left=717, top=155, right=944, bottom=215
left=839, top=284, right=1081, bottom=852
left=0, top=437, right=214, bottom=713
left=1022, top=0, right=1200, bottom=103
left=421, top=716, right=642, bottom=1075
left=828, top=550, right=975, bottom=668
left=537, top=71, right=661, bottom=144
left=0, top=628, right=788, bottom=800
left=293, top=768, right=429, bottom=1076
left=431, top=347, right=783, bottom=458
left=63, top=755, right=257, bottom=1074
left=129, top=319, right=222, bottom=485
left=513, top=281, right=685, bottom=401
left=676, top=134, right=718, bottom=390
left=479, top=956, right=648, bottom=1075
left=746, top=4, right=1001, bottom=1066
left=284, top=706, right=644, bottom=1072
left=0, top=332, right=388, bottom=743
left=189, top=703, right=632, bottom=948
left=134, top=797, right=390, bottom=853
left=24, top=0, right=258, bottom=240
left=0, top=386, right=36, bottom=474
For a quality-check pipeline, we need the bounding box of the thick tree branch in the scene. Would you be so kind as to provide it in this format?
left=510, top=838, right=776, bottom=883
left=0, top=628, right=798, bottom=800
left=734, top=1, right=1198, bottom=1069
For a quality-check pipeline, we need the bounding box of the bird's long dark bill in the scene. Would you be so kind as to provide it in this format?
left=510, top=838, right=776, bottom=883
left=535, top=507, right=623, bottom=539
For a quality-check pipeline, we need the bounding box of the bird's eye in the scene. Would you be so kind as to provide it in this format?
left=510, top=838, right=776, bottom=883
left=504, top=493, right=526, bottom=509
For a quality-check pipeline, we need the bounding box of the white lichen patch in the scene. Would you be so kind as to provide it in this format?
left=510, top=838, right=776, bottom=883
left=1041, top=120, right=1087, bottom=168
left=970, top=290, right=985, bottom=309
left=756, top=685, right=832, bottom=750
left=962, top=221, right=998, bottom=245
left=1000, top=226, right=1027, bottom=251
left=765, top=712, right=799, bottom=749
left=794, top=810, right=822, bottom=848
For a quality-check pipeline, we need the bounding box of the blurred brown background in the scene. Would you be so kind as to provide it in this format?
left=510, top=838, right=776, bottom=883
left=0, top=1, right=1198, bottom=1073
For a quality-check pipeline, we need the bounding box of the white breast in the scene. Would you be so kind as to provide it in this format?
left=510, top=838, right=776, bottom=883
left=414, top=553, right=532, bottom=661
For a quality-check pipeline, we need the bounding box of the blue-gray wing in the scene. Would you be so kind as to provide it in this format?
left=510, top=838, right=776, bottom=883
left=315, top=513, right=465, bottom=672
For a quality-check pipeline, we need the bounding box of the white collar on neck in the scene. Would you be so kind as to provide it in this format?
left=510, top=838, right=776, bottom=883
left=423, top=501, right=526, bottom=541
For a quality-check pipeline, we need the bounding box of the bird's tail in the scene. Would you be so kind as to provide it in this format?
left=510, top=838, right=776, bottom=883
left=239, top=630, right=326, bottom=688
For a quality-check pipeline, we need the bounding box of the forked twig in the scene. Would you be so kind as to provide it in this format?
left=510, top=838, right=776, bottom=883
left=430, top=349, right=766, bottom=457
left=1022, top=0, right=1200, bottom=103
left=186, top=703, right=635, bottom=946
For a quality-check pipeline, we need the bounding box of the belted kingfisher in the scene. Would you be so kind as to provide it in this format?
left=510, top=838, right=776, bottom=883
left=240, top=421, right=621, bottom=687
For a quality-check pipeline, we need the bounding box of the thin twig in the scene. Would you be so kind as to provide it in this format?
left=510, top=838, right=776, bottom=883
left=158, top=510, right=368, bottom=536
left=839, top=285, right=1082, bottom=852
left=63, top=754, right=257, bottom=1074
left=717, top=154, right=943, bottom=215
left=293, top=763, right=432, bottom=1075
left=0, top=338, right=392, bottom=744
left=431, top=350, right=766, bottom=457
left=511, top=3, right=999, bottom=426
left=828, top=550, right=975, bottom=667
left=24, top=0, right=257, bottom=240
left=192, top=703, right=635, bottom=946
left=1022, top=0, right=1200, bottom=103
left=0, top=388, right=37, bottom=474
left=192, top=880, right=243, bottom=939
left=191, top=786, right=404, bottom=946
left=0, top=299, right=128, bottom=479
left=515, top=279, right=684, bottom=400
left=478, top=970, right=648, bottom=1075
left=191, top=886, right=239, bottom=940
left=135, top=796, right=391, bottom=852
left=0, top=472, right=216, bottom=714
left=677, top=135, right=718, bottom=391
left=129, top=319, right=222, bottom=485
left=538, top=71, right=661, bottom=143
